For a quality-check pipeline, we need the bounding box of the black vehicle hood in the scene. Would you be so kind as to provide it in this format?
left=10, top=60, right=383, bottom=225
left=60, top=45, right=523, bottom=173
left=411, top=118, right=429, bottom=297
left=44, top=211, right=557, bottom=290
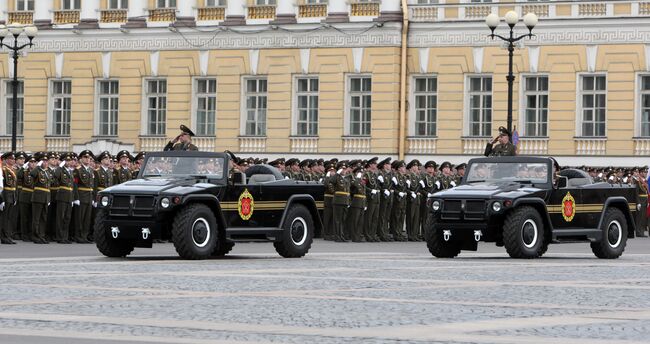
left=434, top=183, right=543, bottom=199
left=103, top=178, right=220, bottom=195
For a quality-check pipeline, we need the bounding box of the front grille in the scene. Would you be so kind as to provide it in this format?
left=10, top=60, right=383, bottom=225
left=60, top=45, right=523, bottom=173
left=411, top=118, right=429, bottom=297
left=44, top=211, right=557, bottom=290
left=443, top=200, right=461, bottom=212
left=465, top=200, right=486, bottom=220
left=110, top=195, right=155, bottom=217
left=441, top=199, right=486, bottom=221
left=112, top=196, right=130, bottom=208
left=134, top=196, right=154, bottom=209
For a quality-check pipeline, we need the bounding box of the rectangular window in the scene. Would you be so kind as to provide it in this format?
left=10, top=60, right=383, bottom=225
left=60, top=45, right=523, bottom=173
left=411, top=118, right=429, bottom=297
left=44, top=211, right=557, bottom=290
left=580, top=75, right=606, bottom=137
left=146, top=79, right=167, bottom=136
left=51, top=80, right=72, bottom=136
left=523, top=76, right=548, bottom=137
left=413, top=76, right=437, bottom=136
left=640, top=76, right=650, bottom=137
left=98, top=80, right=119, bottom=136
left=109, top=0, right=129, bottom=9
left=62, top=0, right=81, bottom=10
left=205, top=0, right=226, bottom=6
left=195, top=78, right=216, bottom=136
left=244, top=78, right=267, bottom=136
left=296, top=77, right=319, bottom=136
left=16, top=0, right=34, bottom=11
left=157, top=0, right=176, bottom=7
left=349, top=76, right=372, bottom=136
left=5, top=80, right=24, bottom=136
left=467, top=76, right=492, bottom=136
left=255, top=0, right=276, bottom=5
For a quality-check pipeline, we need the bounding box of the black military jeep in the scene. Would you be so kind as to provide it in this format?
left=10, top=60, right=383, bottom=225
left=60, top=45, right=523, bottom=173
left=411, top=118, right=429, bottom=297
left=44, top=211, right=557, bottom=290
left=426, top=156, right=639, bottom=259
left=94, top=151, right=324, bottom=260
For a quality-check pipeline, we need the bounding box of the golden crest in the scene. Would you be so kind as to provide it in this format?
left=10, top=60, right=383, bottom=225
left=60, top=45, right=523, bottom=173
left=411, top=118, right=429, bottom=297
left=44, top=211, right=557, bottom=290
left=238, top=189, right=255, bottom=221
left=562, top=192, right=576, bottom=222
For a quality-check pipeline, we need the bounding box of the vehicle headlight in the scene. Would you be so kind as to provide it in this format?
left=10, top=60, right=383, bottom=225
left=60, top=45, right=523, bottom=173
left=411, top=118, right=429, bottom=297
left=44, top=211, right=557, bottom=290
left=160, top=197, right=170, bottom=209
left=432, top=200, right=441, bottom=211
left=100, top=196, right=109, bottom=207
left=492, top=201, right=502, bottom=212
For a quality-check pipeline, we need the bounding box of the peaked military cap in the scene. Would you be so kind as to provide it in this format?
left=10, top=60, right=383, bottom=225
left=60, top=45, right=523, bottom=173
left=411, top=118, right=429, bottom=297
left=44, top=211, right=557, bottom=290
left=440, top=161, right=452, bottom=170
left=336, top=161, right=348, bottom=170
left=15, top=151, right=26, bottom=160
left=308, top=160, right=317, bottom=168
left=79, top=150, right=94, bottom=159
left=299, top=159, right=310, bottom=168
left=378, top=157, right=391, bottom=168
left=35, top=152, right=48, bottom=161
left=367, top=157, right=378, bottom=165
left=498, top=126, right=511, bottom=137
left=27, top=154, right=35, bottom=162
left=424, top=160, right=437, bottom=169
left=180, top=124, right=195, bottom=137
left=1, top=152, right=14, bottom=160
left=394, top=160, right=406, bottom=169
left=116, top=150, right=132, bottom=160
left=47, top=151, right=58, bottom=160
left=97, top=151, right=112, bottom=161
left=406, top=159, right=421, bottom=169
left=455, top=163, right=467, bottom=170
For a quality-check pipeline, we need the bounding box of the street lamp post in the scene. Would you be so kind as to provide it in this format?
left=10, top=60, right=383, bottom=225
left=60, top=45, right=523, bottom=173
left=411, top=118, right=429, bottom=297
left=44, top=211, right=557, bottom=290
left=0, top=23, right=38, bottom=152
left=485, top=11, right=538, bottom=137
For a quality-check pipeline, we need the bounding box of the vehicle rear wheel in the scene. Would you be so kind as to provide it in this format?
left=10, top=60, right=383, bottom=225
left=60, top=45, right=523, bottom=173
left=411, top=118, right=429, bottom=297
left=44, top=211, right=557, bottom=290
left=274, top=204, right=314, bottom=258
left=591, top=208, right=627, bottom=259
left=172, top=204, right=218, bottom=260
left=503, top=206, right=545, bottom=259
left=425, top=226, right=461, bottom=258
left=94, top=209, right=134, bottom=258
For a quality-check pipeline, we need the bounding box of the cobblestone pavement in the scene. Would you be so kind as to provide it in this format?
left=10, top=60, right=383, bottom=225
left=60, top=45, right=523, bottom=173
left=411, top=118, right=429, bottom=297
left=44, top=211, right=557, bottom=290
left=0, top=240, right=649, bottom=344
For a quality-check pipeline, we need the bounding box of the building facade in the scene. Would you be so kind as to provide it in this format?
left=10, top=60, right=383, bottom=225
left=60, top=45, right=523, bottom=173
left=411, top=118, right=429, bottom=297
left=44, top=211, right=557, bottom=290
left=1, top=0, right=650, bottom=165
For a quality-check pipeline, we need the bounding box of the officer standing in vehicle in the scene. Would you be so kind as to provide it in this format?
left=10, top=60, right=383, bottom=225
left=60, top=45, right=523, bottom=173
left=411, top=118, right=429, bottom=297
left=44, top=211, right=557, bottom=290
left=31, top=153, right=51, bottom=244
left=484, top=126, right=517, bottom=157
left=73, top=150, right=95, bottom=243
left=363, top=157, right=380, bottom=242
left=164, top=125, right=198, bottom=151
left=376, top=158, right=393, bottom=241
left=390, top=160, right=408, bottom=241
left=54, top=153, right=76, bottom=244
left=1, top=152, right=17, bottom=244
left=330, top=161, right=350, bottom=242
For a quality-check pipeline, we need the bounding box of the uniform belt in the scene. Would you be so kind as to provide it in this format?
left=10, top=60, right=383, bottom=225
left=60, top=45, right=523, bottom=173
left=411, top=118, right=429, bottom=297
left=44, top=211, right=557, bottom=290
left=58, top=186, right=73, bottom=191
left=78, top=187, right=94, bottom=192
left=17, top=186, right=22, bottom=189
left=353, top=194, right=366, bottom=199
left=335, top=191, right=350, bottom=196
left=49, top=186, right=60, bottom=191
left=21, top=188, right=33, bottom=192
left=97, top=187, right=106, bottom=191
left=640, top=194, right=648, bottom=198
left=3, top=187, right=16, bottom=191
left=34, top=187, right=50, bottom=193
left=324, top=194, right=334, bottom=198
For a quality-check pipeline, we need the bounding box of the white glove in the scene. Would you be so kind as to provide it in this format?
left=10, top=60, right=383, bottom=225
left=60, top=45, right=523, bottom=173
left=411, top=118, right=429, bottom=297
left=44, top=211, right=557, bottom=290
left=0, top=202, right=4, bottom=211
left=337, top=169, right=343, bottom=175
left=71, top=202, right=74, bottom=207
left=419, top=180, right=425, bottom=188
left=59, top=161, right=66, bottom=168
left=92, top=201, right=97, bottom=208
left=406, top=179, right=411, bottom=186
left=13, top=200, right=16, bottom=206
left=392, top=177, right=398, bottom=185
left=598, top=173, right=603, bottom=178
left=435, top=181, right=441, bottom=188
left=609, top=176, right=614, bottom=181
left=427, top=193, right=434, bottom=198
left=37, top=161, right=43, bottom=167
left=47, top=202, right=50, bottom=207
left=284, top=176, right=289, bottom=180
left=74, top=200, right=80, bottom=206
left=623, top=177, right=628, bottom=183
left=326, top=171, right=331, bottom=177
left=364, top=207, right=367, bottom=211
left=377, top=175, right=384, bottom=183
left=371, top=189, right=378, bottom=195
left=319, top=178, right=323, bottom=183
left=411, top=192, right=416, bottom=199
left=384, top=190, right=390, bottom=197
left=451, top=181, right=457, bottom=187
left=398, top=192, right=405, bottom=198
left=23, top=162, right=29, bottom=169
left=356, top=172, right=362, bottom=179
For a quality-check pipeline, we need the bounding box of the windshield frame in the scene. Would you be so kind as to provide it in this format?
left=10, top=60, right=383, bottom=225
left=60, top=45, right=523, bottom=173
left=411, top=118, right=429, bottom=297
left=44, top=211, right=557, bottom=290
left=463, top=157, right=553, bottom=188
left=138, top=152, right=229, bottom=183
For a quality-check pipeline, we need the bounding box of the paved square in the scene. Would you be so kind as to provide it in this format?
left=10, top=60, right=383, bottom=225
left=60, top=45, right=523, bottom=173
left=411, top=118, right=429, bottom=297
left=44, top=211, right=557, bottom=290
left=0, top=240, right=649, bottom=344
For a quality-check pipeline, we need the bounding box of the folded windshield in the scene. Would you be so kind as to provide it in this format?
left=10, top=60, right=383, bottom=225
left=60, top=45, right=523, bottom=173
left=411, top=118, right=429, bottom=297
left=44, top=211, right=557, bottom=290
left=466, top=162, right=549, bottom=184
left=142, top=156, right=224, bottom=179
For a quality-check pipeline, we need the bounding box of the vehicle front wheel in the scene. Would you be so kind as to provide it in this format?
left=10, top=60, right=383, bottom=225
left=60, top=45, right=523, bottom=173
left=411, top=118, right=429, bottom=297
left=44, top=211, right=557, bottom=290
left=274, top=204, right=314, bottom=258
left=503, top=206, right=545, bottom=259
left=425, top=226, right=461, bottom=258
left=172, top=204, right=218, bottom=260
left=591, top=208, right=628, bottom=259
left=94, top=209, right=134, bottom=258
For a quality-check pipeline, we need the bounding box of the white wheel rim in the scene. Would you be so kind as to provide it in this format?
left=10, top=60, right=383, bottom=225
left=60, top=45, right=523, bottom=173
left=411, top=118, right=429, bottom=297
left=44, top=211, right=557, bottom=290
left=607, top=220, right=622, bottom=248
left=291, top=217, right=308, bottom=246
left=192, top=217, right=211, bottom=248
left=521, top=219, right=538, bottom=249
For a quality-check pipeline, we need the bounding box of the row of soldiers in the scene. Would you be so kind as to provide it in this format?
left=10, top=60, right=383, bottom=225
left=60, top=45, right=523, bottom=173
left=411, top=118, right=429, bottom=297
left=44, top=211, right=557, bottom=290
left=0, top=150, right=146, bottom=245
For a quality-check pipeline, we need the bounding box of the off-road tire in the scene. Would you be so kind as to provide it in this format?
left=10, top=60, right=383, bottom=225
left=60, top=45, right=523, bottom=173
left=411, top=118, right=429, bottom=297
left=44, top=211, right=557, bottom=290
left=591, top=208, right=628, bottom=259
left=172, top=204, right=218, bottom=260
left=425, top=225, right=461, bottom=258
left=212, top=241, right=235, bottom=257
left=274, top=204, right=314, bottom=258
left=94, top=209, right=134, bottom=258
left=503, top=206, right=545, bottom=259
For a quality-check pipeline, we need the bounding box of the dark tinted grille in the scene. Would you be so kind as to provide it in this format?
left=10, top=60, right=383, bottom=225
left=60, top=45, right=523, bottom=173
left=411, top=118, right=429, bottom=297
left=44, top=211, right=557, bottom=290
left=466, top=200, right=485, bottom=213
left=134, top=196, right=154, bottom=209
left=443, top=200, right=461, bottom=212
left=112, top=196, right=130, bottom=208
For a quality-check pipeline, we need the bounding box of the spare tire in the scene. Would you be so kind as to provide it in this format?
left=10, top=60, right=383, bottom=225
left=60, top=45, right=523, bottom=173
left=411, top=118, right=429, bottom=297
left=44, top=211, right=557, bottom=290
left=245, top=164, right=283, bottom=180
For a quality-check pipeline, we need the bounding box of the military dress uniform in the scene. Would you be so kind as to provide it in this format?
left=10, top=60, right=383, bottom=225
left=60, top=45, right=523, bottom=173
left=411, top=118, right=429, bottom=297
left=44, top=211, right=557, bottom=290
left=46, top=158, right=60, bottom=241
left=19, top=158, right=35, bottom=242
left=330, top=164, right=350, bottom=242
left=55, top=155, right=76, bottom=243
left=1, top=154, right=18, bottom=244
left=73, top=150, right=95, bottom=243
left=484, top=126, right=517, bottom=157
left=390, top=162, right=408, bottom=241
left=420, top=162, right=439, bottom=240
left=322, top=165, right=336, bottom=240
left=345, top=169, right=366, bottom=242
left=31, top=155, right=52, bottom=244
left=405, top=161, right=422, bottom=242
left=376, top=158, right=393, bottom=241
left=363, top=163, right=381, bottom=242
left=93, top=154, right=114, bottom=241
left=164, top=124, right=199, bottom=151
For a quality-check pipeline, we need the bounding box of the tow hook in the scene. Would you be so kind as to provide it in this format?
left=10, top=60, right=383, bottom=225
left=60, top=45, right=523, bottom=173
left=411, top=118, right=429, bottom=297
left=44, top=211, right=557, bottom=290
left=443, top=230, right=451, bottom=241
left=111, top=227, right=120, bottom=239
left=142, top=228, right=151, bottom=240
left=474, top=230, right=483, bottom=242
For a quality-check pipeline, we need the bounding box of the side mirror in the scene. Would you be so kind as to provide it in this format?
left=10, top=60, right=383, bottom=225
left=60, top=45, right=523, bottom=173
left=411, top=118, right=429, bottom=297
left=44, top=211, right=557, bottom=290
left=557, top=176, right=568, bottom=188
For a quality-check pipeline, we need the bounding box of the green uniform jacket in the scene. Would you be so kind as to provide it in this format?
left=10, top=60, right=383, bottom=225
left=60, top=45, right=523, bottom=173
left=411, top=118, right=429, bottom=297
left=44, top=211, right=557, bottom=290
left=348, top=175, right=366, bottom=208
left=54, top=167, right=76, bottom=203
left=74, top=165, right=95, bottom=204
left=2, top=166, right=17, bottom=204
left=94, top=167, right=114, bottom=194
left=330, top=173, right=350, bottom=206
left=30, top=167, right=51, bottom=204
left=164, top=141, right=199, bottom=151
left=484, top=142, right=517, bottom=157
left=113, top=166, right=132, bottom=185
left=364, top=171, right=380, bottom=202
left=19, top=168, right=34, bottom=204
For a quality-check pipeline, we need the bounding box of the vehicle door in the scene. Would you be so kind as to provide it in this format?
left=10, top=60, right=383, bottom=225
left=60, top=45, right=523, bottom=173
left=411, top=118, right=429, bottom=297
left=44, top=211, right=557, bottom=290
left=221, top=172, right=264, bottom=228
left=548, top=181, right=585, bottom=229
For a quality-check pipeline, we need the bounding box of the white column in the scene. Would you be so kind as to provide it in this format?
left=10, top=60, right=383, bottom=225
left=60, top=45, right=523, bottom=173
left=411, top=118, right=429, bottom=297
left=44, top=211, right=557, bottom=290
left=34, top=0, right=54, bottom=27
left=272, top=0, right=296, bottom=24
left=78, top=0, right=100, bottom=28
left=124, top=0, right=146, bottom=28
left=223, top=0, right=246, bottom=25
left=325, top=0, right=348, bottom=22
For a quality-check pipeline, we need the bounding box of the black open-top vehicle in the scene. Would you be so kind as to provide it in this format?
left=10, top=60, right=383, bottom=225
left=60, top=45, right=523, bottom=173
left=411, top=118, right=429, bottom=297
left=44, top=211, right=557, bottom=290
left=426, top=156, right=639, bottom=259
left=94, top=152, right=324, bottom=259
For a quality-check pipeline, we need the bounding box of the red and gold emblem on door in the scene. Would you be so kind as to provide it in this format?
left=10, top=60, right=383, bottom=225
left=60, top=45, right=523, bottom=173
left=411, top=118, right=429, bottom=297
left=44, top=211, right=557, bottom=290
left=238, top=189, right=254, bottom=220
left=562, top=192, right=575, bottom=222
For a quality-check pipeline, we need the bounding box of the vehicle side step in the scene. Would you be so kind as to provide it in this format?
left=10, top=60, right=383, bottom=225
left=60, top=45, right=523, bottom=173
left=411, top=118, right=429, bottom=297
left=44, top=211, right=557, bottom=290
left=552, top=228, right=601, bottom=241
left=226, top=227, right=283, bottom=241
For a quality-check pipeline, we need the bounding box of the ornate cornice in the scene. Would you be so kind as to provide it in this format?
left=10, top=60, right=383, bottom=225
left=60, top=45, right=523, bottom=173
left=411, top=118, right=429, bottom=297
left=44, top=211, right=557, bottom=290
left=30, top=23, right=403, bottom=53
